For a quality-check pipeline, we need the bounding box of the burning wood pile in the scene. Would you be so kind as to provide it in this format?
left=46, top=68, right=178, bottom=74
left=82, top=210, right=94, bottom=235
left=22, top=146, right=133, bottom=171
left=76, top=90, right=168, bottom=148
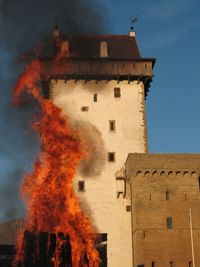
left=17, top=231, right=74, bottom=267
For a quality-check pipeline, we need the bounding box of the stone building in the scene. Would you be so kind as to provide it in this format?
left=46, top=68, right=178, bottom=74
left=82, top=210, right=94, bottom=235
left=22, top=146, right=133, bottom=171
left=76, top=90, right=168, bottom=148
left=125, top=154, right=200, bottom=267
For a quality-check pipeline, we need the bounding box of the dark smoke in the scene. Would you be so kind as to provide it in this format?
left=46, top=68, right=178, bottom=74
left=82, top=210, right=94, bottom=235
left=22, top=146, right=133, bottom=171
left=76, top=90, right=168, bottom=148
left=0, top=0, right=109, bottom=222
left=0, top=0, right=109, bottom=53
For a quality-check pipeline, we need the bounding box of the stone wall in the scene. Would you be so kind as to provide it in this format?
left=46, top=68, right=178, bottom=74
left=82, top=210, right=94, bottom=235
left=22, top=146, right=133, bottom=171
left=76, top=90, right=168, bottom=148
left=50, top=79, right=149, bottom=267
left=126, top=153, right=200, bottom=267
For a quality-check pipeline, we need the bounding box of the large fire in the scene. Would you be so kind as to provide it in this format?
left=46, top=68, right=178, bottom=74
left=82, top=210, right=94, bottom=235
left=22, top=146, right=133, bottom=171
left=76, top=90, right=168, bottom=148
left=13, top=52, right=100, bottom=266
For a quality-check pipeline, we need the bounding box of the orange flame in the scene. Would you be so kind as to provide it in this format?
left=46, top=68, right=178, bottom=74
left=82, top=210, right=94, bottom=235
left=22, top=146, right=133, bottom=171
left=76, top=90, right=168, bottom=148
left=13, top=56, right=100, bottom=266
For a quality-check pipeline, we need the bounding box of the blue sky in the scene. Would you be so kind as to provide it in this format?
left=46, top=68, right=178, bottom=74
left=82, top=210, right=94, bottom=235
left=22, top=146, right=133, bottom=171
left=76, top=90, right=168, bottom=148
left=103, top=0, right=200, bottom=152
left=0, top=0, right=200, bottom=221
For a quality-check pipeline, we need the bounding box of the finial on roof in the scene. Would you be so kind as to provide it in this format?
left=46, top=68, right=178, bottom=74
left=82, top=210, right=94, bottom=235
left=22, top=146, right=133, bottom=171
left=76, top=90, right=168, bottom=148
left=129, top=17, right=138, bottom=37
left=53, top=16, right=60, bottom=37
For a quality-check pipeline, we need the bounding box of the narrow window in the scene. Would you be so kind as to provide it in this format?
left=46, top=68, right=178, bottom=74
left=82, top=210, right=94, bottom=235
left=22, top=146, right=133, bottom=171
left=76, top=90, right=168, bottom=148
left=152, top=262, right=155, bottom=267
left=167, top=217, right=173, bottom=229
left=109, top=120, right=116, bottom=131
left=198, top=176, right=200, bottom=191
left=126, top=205, right=131, bottom=212
left=108, top=152, right=115, bottom=162
left=93, top=94, right=97, bottom=102
left=166, top=191, right=169, bottom=200
left=143, top=231, right=145, bottom=239
left=114, top=87, right=121, bottom=98
left=149, top=194, right=152, bottom=200
left=189, top=261, right=192, bottom=267
left=81, top=106, right=89, bottom=112
left=78, top=181, right=85, bottom=192
left=170, top=261, right=173, bottom=267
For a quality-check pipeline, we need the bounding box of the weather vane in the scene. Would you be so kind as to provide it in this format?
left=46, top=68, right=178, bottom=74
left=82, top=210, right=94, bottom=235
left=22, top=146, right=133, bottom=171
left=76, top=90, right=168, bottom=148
left=130, top=17, right=138, bottom=31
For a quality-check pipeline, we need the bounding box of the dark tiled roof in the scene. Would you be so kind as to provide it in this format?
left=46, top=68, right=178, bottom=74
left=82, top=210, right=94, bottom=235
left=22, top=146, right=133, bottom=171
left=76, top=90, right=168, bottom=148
left=60, top=34, right=141, bottom=59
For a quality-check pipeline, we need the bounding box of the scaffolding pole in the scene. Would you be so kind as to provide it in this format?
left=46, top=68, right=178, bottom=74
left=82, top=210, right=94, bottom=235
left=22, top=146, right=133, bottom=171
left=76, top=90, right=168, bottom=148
left=189, top=208, right=195, bottom=267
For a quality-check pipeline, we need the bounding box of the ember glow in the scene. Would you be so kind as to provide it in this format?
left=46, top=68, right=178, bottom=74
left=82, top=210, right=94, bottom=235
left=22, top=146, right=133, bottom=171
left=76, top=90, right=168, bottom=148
left=13, top=56, right=100, bottom=266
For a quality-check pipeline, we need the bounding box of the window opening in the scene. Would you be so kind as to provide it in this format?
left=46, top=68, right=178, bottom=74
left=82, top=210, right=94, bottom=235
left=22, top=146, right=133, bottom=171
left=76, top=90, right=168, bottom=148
left=198, top=176, right=200, bottom=191
left=152, top=262, right=155, bottom=267
left=170, top=261, right=174, bottom=267
left=166, top=191, right=169, bottom=200
left=95, top=233, right=107, bottom=266
left=126, top=205, right=131, bottom=212
left=109, top=120, right=116, bottom=131
left=81, top=106, right=89, bottom=112
left=78, top=181, right=85, bottom=192
left=93, top=94, right=97, bottom=102
left=143, top=231, right=146, bottom=239
left=167, top=217, right=173, bottom=229
left=108, top=152, right=115, bottom=162
left=189, top=261, right=192, bottom=267
left=114, top=87, right=121, bottom=98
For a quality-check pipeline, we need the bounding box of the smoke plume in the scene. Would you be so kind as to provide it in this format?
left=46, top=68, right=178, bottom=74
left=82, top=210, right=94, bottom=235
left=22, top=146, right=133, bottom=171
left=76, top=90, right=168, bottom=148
left=75, top=121, right=106, bottom=177
left=0, top=0, right=109, bottom=222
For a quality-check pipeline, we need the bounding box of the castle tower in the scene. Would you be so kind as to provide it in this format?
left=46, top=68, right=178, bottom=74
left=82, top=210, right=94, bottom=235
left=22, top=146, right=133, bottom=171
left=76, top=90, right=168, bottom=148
left=41, top=29, right=155, bottom=266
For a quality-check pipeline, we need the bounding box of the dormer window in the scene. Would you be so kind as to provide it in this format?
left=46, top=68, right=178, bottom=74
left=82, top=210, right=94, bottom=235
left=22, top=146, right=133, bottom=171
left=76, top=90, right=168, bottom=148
left=100, top=41, right=108, bottom=57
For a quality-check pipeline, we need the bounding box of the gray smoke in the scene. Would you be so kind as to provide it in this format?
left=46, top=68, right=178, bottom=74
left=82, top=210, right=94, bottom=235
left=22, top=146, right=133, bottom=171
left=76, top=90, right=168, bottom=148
left=0, top=0, right=109, bottom=222
left=74, top=121, right=106, bottom=177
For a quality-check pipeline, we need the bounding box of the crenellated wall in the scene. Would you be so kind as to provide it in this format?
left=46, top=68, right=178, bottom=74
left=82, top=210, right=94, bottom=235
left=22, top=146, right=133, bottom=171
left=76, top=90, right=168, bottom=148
left=126, top=153, right=200, bottom=267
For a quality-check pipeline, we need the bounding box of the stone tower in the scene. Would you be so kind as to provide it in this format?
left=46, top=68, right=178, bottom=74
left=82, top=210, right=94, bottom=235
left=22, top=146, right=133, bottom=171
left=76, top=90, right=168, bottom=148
left=41, top=28, right=155, bottom=267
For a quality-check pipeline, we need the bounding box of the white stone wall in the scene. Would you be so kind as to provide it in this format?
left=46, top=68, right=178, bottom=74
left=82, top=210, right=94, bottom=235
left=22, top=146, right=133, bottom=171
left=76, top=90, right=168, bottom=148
left=50, top=79, right=146, bottom=267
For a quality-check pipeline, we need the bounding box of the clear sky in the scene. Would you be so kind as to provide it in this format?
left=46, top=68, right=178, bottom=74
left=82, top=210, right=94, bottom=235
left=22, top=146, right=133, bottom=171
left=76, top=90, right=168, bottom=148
left=0, top=0, right=200, bottom=221
left=102, top=0, right=200, bottom=153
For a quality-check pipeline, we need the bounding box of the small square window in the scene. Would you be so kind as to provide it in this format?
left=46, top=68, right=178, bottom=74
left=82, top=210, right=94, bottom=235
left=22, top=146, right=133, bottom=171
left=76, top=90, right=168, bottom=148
left=93, top=94, right=97, bottom=102
left=114, top=87, right=121, bottom=98
left=109, top=120, right=116, bottom=131
left=108, top=152, right=115, bottom=162
left=78, top=181, right=85, bottom=192
left=81, top=106, right=89, bottom=112
left=167, top=217, right=173, bottom=229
